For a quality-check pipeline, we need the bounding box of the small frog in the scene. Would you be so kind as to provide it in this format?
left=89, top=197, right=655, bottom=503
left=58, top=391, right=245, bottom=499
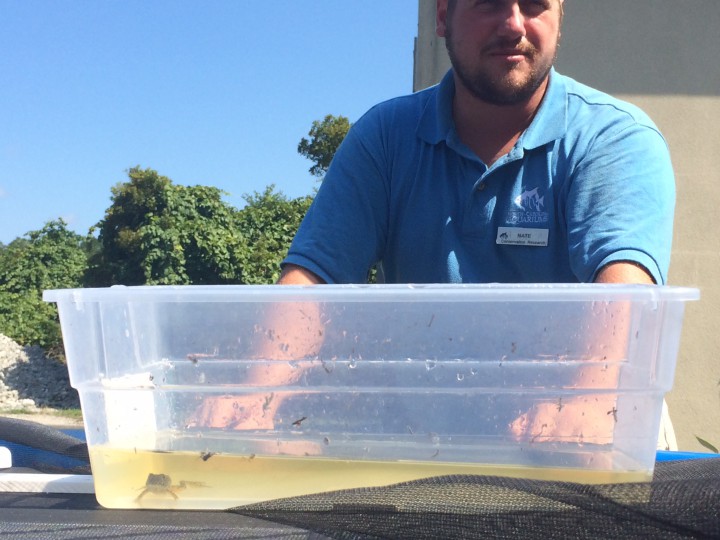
left=135, top=472, right=207, bottom=501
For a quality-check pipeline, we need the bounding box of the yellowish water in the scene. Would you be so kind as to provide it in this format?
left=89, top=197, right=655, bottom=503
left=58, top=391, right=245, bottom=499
left=89, top=446, right=651, bottom=510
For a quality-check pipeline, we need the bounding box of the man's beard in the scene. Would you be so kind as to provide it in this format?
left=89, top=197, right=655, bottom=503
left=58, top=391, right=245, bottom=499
left=445, top=32, right=558, bottom=106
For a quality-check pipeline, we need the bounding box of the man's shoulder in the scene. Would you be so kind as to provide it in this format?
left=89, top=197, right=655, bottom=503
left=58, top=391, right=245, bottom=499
left=556, top=72, right=659, bottom=132
left=355, top=83, right=438, bottom=131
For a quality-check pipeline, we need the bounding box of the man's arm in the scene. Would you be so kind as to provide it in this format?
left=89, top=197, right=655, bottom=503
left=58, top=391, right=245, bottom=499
left=189, top=264, right=325, bottom=432
left=510, top=261, right=657, bottom=443
left=277, top=263, right=326, bottom=285
left=594, top=261, right=655, bottom=284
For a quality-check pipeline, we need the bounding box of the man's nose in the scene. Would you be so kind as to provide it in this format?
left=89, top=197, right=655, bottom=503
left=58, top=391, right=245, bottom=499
left=497, top=3, right=526, bottom=39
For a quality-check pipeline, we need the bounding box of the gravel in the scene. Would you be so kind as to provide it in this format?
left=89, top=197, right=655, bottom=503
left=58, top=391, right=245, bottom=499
left=0, top=333, right=80, bottom=413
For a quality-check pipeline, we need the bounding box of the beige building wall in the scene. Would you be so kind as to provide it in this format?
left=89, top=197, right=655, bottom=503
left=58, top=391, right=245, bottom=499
left=414, top=0, right=720, bottom=451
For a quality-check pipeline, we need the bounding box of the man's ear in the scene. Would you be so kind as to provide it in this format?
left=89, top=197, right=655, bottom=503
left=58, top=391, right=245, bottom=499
left=436, top=0, right=449, bottom=38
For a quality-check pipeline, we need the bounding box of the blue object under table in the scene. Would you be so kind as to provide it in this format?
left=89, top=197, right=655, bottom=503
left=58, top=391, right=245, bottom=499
left=656, top=450, right=719, bottom=461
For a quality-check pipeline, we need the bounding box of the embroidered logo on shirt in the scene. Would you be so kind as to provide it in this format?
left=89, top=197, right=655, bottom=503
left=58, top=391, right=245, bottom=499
left=514, top=188, right=544, bottom=211
left=506, top=187, right=549, bottom=225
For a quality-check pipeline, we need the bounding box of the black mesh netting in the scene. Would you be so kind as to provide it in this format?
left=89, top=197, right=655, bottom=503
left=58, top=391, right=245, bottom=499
left=230, top=459, right=720, bottom=539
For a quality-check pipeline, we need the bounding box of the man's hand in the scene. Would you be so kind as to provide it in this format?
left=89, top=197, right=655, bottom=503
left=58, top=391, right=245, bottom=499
left=509, top=261, right=650, bottom=444
left=188, top=266, right=326, bottom=431
left=189, top=393, right=278, bottom=430
left=509, top=394, right=617, bottom=445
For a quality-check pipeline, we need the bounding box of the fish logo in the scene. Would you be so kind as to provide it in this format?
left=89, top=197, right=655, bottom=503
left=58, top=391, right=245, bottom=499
left=514, top=188, right=545, bottom=212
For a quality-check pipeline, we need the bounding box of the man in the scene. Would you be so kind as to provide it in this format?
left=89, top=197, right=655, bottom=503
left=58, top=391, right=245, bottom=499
left=279, top=0, right=674, bottom=289
left=271, top=0, right=676, bottom=448
left=196, top=0, right=676, bottom=448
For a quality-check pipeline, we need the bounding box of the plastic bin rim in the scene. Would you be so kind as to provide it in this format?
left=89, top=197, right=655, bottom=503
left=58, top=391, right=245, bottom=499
left=43, top=284, right=701, bottom=303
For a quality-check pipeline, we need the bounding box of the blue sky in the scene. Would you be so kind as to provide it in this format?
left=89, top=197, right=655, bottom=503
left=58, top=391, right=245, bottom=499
left=0, top=1, right=418, bottom=244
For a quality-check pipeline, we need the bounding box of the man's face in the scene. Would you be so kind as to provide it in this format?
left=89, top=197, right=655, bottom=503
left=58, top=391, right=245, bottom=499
left=437, top=0, right=563, bottom=105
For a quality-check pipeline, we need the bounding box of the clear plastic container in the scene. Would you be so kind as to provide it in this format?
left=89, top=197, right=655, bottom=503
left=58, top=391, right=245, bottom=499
left=44, top=284, right=699, bottom=509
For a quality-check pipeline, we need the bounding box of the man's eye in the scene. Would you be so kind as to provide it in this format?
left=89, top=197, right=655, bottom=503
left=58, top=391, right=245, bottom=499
left=521, top=0, right=552, bottom=15
left=470, top=0, right=552, bottom=15
left=472, top=0, right=499, bottom=9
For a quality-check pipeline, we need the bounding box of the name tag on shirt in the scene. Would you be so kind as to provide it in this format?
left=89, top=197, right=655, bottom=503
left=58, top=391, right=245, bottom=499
left=496, top=227, right=549, bottom=247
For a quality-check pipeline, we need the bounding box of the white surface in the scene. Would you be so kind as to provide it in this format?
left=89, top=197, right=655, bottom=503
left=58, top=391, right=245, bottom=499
left=0, top=473, right=95, bottom=494
left=658, top=400, right=679, bottom=451
left=0, top=447, right=10, bottom=468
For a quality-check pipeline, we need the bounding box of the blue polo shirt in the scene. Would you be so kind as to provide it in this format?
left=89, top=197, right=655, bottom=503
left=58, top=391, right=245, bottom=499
left=283, top=69, right=675, bottom=284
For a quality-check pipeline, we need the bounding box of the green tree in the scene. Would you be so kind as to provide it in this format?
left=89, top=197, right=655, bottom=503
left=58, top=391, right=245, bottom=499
left=236, top=186, right=313, bottom=284
left=84, top=167, right=168, bottom=285
left=0, top=219, right=88, bottom=354
left=86, top=167, right=248, bottom=286
left=297, top=114, right=351, bottom=178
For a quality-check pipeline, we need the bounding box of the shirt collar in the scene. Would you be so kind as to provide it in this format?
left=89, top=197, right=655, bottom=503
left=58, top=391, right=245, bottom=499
left=417, top=70, right=456, bottom=145
left=520, top=68, right=567, bottom=149
left=417, top=68, right=568, bottom=151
